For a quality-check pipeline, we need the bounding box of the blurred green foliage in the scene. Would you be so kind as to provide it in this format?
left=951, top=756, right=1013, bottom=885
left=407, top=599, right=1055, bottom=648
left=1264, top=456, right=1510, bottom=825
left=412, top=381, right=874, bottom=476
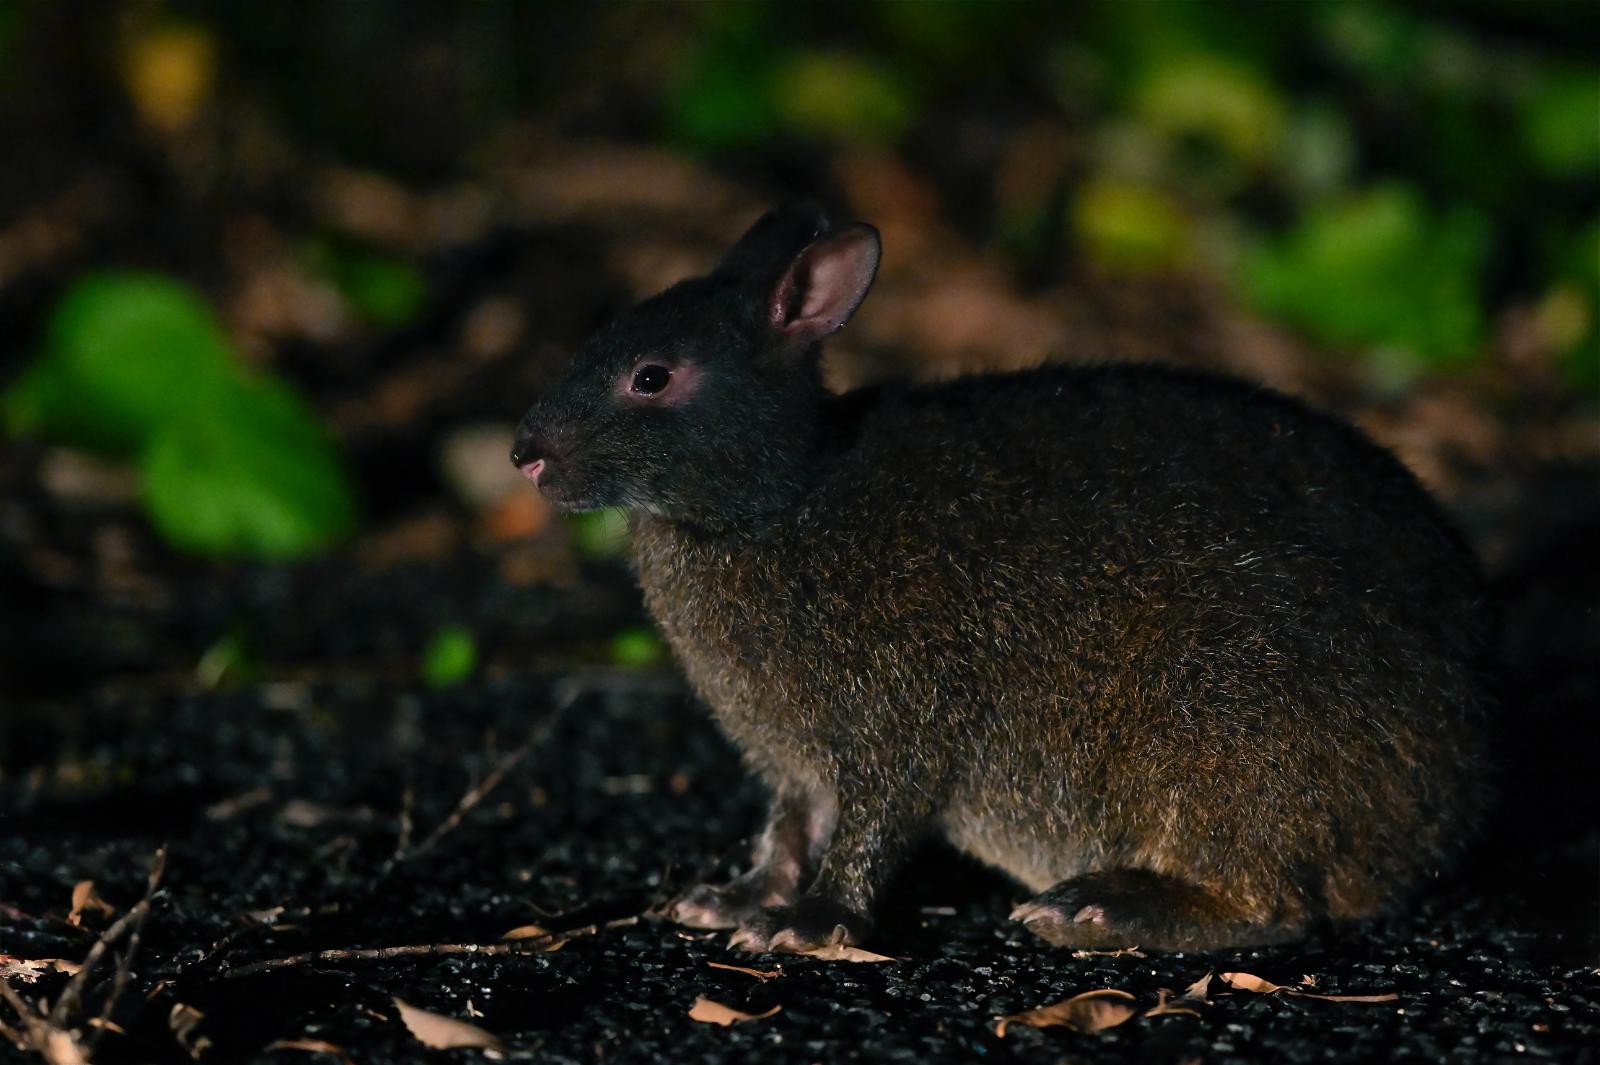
left=661, top=1, right=1597, bottom=387
left=667, top=8, right=920, bottom=151
left=421, top=623, right=478, bottom=688
left=1245, top=185, right=1490, bottom=369
left=196, top=628, right=259, bottom=689
left=609, top=625, right=668, bottom=670
left=3, top=274, right=358, bottom=558
left=567, top=508, right=631, bottom=559
left=1521, top=66, right=1600, bottom=179
left=302, top=238, right=428, bottom=329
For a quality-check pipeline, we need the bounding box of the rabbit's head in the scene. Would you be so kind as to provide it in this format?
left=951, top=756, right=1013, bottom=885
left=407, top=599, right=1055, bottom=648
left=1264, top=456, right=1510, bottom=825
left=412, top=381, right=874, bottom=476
left=512, top=202, right=879, bottom=524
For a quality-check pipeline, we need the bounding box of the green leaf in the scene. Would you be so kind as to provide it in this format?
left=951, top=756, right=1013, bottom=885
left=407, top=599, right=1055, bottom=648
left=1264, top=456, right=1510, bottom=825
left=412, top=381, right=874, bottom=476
left=1242, top=184, right=1488, bottom=367
left=140, top=380, right=358, bottom=559
left=4, top=273, right=238, bottom=452
left=421, top=624, right=478, bottom=689
left=609, top=625, right=667, bottom=669
left=5, top=271, right=361, bottom=559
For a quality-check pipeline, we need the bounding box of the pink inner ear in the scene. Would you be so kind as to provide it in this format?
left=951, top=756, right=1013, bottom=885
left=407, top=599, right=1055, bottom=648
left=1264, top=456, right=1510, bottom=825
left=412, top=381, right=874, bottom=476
left=798, top=253, right=854, bottom=320
left=771, top=227, right=880, bottom=340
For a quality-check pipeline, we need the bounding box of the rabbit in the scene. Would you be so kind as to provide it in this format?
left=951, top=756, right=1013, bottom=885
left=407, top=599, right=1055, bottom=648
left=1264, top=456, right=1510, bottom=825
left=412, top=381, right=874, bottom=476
left=509, top=201, right=1492, bottom=954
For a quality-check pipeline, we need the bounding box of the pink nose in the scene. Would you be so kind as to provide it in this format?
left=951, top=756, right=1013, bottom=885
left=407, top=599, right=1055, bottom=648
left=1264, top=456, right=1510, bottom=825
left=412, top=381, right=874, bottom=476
left=521, top=459, right=545, bottom=485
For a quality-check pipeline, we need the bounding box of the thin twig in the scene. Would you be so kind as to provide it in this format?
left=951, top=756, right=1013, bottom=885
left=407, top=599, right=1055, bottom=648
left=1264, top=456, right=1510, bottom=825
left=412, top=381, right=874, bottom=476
left=85, top=920, right=148, bottom=1053
left=221, top=916, right=639, bottom=979
left=405, top=716, right=560, bottom=864
left=48, top=846, right=166, bottom=1029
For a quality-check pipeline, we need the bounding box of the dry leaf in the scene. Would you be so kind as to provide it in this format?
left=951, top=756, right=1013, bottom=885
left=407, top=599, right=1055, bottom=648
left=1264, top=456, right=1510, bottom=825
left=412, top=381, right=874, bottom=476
left=793, top=944, right=895, bottom=963
left=707, top=961, right=783, bottom=982
left=687, top=996, right=782, bottom=1026
left=1221, top=971, right=1287, bottom=995
left=169, top=1003, right=213, bottom=1060
left=1221, top=971, right=1398, bottom=1004
left=68, top=881, right=115, bottom=926
left=0, top=956, right=50, bottom=982
left=501, top=924, right=548, bottom=939
left=995, top=989, right=1137, bottom=1037
left=1144, top=973, right=1211, bottom=1019
left=500, top=924, right=566, bottom=952
left=393, top=997, right=505, bottom=1052
left=266, top=1038, right=355, bottom=1064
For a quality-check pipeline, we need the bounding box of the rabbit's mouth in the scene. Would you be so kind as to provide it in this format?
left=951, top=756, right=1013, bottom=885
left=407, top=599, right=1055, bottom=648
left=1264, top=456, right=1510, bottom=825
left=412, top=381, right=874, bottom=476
left=519, top=464, right=603, bottom=512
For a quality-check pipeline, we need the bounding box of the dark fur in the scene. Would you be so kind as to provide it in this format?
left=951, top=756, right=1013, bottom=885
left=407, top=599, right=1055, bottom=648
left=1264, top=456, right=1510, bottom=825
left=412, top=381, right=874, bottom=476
left=513, top=203, right=1492, bottom=953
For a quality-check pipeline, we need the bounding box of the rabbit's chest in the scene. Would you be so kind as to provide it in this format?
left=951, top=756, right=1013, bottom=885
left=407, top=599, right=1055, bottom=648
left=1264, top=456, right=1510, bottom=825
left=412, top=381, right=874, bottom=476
left=632, top=523, right=847, bottom=767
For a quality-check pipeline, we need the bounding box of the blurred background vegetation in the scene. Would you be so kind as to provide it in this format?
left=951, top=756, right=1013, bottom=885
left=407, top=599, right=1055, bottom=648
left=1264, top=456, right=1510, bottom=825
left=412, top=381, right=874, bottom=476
left=0, top=0, right=1595, bottom=691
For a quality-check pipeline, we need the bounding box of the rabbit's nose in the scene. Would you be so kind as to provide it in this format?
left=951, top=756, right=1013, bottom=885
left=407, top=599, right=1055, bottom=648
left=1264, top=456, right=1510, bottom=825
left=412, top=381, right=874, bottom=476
left=509, top=434, right=541, bottom=469
left=522, top=459, right=546, bottom=485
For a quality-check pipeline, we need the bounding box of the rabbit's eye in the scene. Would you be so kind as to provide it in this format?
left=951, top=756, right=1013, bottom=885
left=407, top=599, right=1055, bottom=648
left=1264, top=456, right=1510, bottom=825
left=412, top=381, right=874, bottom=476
left=631, top=364, right=672, bottom=395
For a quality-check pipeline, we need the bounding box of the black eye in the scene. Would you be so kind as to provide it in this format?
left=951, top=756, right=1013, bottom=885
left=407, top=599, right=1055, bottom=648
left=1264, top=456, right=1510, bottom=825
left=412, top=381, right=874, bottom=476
left=631, top=364, right=672, bottom=395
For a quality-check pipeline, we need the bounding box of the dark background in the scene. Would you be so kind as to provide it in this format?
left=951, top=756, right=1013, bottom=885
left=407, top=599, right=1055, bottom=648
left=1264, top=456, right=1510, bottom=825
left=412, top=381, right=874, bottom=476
left=1, top=2, right=1596, bottom=1062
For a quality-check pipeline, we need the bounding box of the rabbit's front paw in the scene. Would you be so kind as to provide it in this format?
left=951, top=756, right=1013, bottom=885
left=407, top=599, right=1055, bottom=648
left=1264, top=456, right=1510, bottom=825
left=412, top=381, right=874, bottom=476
left=728, top=898, right=871, bottom=954
left=667, top=880, right=776, bottom=930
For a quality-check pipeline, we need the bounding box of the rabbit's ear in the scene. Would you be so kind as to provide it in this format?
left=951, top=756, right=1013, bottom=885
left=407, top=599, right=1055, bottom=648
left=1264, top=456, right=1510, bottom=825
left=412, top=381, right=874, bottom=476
left=766, top=223, right=881, bottom=349
left=716, top=201, right=831, bottom=282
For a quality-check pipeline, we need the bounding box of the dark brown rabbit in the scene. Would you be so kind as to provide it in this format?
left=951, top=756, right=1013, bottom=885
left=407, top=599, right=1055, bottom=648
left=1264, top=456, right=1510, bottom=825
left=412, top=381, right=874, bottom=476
left=510, top=202, right=1491, bottom=953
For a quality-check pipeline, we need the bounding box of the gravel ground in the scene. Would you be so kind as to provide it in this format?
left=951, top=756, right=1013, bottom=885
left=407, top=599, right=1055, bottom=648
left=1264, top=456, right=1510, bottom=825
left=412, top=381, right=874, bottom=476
left=2, top=555, right=1596, bottom=1065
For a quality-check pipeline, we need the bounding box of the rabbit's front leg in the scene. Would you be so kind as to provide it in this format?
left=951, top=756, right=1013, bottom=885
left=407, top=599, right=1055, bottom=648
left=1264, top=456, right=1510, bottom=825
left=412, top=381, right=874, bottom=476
left=729, top=785, right=920, bottom=953
left=668, top=785, right=833, bottom=930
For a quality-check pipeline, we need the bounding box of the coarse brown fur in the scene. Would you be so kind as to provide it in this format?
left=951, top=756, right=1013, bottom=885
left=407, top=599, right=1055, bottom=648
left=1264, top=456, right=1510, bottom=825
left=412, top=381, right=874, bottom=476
left=512, top=202, right=1493, bottom=953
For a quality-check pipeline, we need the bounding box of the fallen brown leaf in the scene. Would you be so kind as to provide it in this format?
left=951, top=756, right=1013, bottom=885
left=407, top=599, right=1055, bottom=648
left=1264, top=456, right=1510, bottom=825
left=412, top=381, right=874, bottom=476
left=68, top=882, right=115, bottom=926
left=169, top=1003, right=212, bottom=1060
left=793, top=944, right=895, bottom=963
left=393, top=997, right=505, bottom=1052
left=707, top=961, right=783, bottom=982
left=266, top=1037, right=355, bottom=1064
left=1220, top=971, right=1398, bottom=1004
left=1144, top=972, right=1215, bottom=1018
left=687, top=996, right=782, bottom=1026
left=0, top=957, right=50, bottom=983
left=1143, top=991, right=1202, bottom=1019
left=500, top=924, right=566, bottom=951
left=995, top=989, right=1137, bottom=1037
left=1220, top=972, right=1286, bottom=995
left=501, top=924, right=548, bottom=939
